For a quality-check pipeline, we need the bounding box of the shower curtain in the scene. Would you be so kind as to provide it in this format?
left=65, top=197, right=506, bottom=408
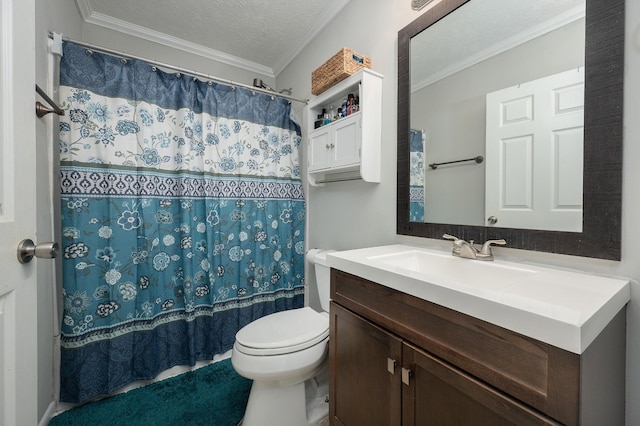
left=57, top=41, right=305, bottom=403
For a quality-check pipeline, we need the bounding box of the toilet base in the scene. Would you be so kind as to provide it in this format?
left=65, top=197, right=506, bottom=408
left=241, top=366, right=329, bottom=426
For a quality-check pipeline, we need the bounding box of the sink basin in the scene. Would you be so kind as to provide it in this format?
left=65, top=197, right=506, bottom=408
left=369, top=249, right=536, bottom=290
left=326, top=244, right=629, bottom=354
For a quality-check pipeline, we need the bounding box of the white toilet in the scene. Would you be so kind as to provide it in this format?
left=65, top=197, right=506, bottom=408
left=231, top=249, right=334, bottom=426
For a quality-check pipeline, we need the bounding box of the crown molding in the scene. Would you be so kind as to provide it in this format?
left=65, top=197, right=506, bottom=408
left=272, top=0, right=351, bottom=77
left=74, top=0, right=275, bottom=77
left=412, top=4, right=586, bottom=93
left=75, top=0, right=92, bottom=21
left=74, top=0, right=350, bottom=80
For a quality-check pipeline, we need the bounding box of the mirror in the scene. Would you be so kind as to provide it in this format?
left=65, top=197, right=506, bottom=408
left=397, top=0, right=624, bottom=260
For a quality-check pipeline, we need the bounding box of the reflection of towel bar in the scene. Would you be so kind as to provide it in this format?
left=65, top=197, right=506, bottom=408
left=429, top=155, right=483, bottom=170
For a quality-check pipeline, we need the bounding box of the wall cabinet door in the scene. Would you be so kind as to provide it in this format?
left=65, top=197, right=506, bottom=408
left=308, top=126, right=332, bottom=171
left=308, top=114, right=361, bottom=173
left=402, top=342, right=558, bottom=426
left=331, top=114, right=361, bottom=168
left=330, top=302, right=402, bottom=426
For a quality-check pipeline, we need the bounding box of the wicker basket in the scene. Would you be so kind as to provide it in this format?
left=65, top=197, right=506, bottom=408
left=311, top=48, right=371, bottom=95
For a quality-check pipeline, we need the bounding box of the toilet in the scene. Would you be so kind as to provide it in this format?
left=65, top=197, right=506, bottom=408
left=231, top=249, right=334, bottom=426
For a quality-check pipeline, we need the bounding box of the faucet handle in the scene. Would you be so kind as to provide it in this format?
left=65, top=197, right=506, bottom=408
left=480, top=239, right=507, bottom=255
left=443, top=234, right=461, bottom=242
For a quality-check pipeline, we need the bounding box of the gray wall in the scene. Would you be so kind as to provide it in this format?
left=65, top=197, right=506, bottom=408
left=80, top=24, right=275, bottom=89
left=277, top=0, right=640, bottom=424
left=35, top=0, right=83, bottom=420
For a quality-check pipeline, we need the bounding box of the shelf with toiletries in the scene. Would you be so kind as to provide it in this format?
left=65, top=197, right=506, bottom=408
left=307, top=69, right=382, bottom=186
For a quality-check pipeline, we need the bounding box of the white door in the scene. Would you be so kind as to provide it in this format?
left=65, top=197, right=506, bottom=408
left=0, top=0, right=39, bottom=424
left=485, top=68, right=584, bottom=232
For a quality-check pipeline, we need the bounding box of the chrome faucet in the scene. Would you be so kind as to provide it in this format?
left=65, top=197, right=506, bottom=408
left=443, top=234, right=506, bottom=261
left=443, top=234, right=478, bottom=259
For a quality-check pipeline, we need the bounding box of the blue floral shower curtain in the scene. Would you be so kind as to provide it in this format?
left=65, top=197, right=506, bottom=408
left=58, top=41, right=305, bottom=403
left=409, top=129, right=425, bottom=222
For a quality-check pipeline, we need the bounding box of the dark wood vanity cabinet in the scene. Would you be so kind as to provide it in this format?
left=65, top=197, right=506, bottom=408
left=329, top=269, right=626, bottom=426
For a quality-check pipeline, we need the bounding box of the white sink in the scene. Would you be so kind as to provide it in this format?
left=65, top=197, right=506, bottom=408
left=369, top=249, right=536, bottom=290
left=327, top=244, right=630, bottom=354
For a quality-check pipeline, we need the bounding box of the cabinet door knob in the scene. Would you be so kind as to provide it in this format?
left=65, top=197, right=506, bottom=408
left=387, top=357, right=396, bottom=374
left=326, top=144, right=331, bottom=149
left=402, top=367, right=412, bottom=385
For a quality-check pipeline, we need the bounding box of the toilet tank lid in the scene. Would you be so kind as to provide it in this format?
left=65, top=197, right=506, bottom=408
left=235, top=307, right=329, bottom=351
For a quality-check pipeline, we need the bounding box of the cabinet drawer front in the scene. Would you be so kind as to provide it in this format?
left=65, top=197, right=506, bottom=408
left=331, top=269, right=579, bottom=424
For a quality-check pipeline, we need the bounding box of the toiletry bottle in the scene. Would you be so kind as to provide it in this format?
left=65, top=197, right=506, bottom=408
left=341, top=99, right=347, bottom=117
left=346, top=94, right=354, bottom=116
left=354, top=95, right=360, bottom=113
left=323, top=107, right=332, bottom=125
left=337, top=107, right=343, bottom=119
left=329, top=105, right=335, bottom=122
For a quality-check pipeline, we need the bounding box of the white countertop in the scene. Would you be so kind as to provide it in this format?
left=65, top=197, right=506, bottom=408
left=326, top=244, right=630, bottom=354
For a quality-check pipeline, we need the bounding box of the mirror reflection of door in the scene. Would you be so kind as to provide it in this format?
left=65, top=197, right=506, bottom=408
left=485, top=68, right=584, bottom=232
left=408, top=0, right=585, bottom=231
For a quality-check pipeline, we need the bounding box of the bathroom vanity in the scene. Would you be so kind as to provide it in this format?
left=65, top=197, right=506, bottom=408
left=326, top=245, right=629, bottom=425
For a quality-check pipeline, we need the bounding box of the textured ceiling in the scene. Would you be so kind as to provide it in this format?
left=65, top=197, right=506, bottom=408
left=78, top=0, right=349, bottom=76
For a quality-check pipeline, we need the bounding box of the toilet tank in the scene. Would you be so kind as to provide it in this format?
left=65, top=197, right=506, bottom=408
left=306, top=249, right=335, bottom=313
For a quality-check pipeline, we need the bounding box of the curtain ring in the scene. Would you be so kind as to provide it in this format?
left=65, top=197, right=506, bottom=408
left=271, top=96, right=275, bottom=100
left=176, top=72, right=181, bottom=78
left=120, top=58, right=127, bottom=65
left=208, top=81, right=213, bottom=86
left=231, top=86, right=236, bottom=91
left=85, top=49, right=93, bottom=56
left=151, top=66, right=157, bottom=72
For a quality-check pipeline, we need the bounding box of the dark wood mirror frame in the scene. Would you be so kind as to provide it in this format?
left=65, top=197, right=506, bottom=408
left=397, top=0, right=624, bottom=260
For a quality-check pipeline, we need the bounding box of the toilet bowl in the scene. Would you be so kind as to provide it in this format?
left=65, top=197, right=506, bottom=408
left=231, top=249, right=334, bottom=426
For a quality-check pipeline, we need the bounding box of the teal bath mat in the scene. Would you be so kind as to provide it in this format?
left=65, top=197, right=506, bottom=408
left=49, top=358, right=251, bottom=426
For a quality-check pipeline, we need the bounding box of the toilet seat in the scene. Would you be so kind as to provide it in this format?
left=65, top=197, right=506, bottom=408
left=235, top=307, right=329, bottom=356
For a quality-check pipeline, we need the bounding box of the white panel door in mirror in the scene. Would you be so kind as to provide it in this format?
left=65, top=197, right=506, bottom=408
left=485, top=68, right=584, bottom=232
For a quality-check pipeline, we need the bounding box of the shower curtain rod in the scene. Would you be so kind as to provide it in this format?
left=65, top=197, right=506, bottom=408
left=48, top=32, right=308, bottom=104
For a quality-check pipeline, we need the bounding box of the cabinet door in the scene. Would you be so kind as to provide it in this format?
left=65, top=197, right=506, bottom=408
left=332, top=114, right=361, bottom=168
left=330, top=302, right=402, bottom=426
left=402, top=342, right=559, bottom=426
left=308, top=126, right=332, bottom=171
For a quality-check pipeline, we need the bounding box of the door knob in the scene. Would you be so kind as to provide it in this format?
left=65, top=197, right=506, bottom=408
left=17, top=239, right=59, bottom=264
left=487, top=216, right=498, bottom=225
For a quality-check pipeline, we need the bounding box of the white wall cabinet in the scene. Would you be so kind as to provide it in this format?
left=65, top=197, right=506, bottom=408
left=307, top=69, right=382, bottom=185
